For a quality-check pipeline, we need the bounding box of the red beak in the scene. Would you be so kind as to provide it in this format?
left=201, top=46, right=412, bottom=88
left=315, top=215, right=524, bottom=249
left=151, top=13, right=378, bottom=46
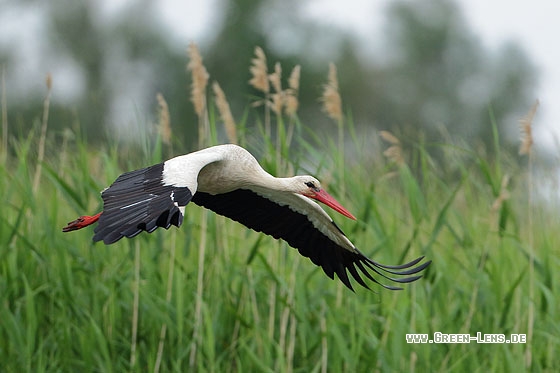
left=310, top=189, right=356, bottom=220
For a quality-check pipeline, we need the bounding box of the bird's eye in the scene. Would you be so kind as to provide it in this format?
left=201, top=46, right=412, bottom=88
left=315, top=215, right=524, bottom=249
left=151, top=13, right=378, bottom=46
left=305, top=181, right=317, bottom=190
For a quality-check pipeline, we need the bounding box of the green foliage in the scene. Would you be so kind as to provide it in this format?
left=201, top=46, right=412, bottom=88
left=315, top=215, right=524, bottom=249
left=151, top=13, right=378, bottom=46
left=1, top=102, right=558, bottom=372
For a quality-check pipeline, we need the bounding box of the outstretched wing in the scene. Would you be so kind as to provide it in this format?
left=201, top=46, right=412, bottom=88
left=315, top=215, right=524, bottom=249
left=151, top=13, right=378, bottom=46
left=93, top=163, right=194, bottom=244
left=192, top=189, right=431, bottom=291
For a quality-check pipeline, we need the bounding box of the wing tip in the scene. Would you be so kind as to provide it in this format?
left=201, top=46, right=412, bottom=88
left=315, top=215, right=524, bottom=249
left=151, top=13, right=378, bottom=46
left=343, top=252, right=431, bottom=292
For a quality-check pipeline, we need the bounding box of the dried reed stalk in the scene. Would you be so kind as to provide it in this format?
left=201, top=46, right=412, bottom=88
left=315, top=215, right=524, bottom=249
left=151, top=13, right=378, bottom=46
left=321, top=63, right=345, bottom=191
left=288, top=65, right=301, bottom=92
left=213, top=82, right=237, bottom=144
left=519, top=100, right=538, bottom=155
left=187, top=43, right=209, bottom=117
left=321, top=63, right=342, bottom=123
left=1, top=66, right=7, bottom=162
left=156, top=93, right=171, bottom=146
left=187, top=43, right=209, bottom=147
left=269, top=62, right=283, bottom=118
left=154, top=231, right=177, bottom=373
left=270, top=92, right=284, bottom=117
left=249, top=46, right=271, bottom=137
left=187, top=45, right=210, bottom=368
left=286, top=302, right=297, bottom=372
left=491, top=174, right=510, bottom=213
left=268, top=61, right=285, bottom=170
left=380, top=130, right=405, bottom=166
left=33, top=73, right=52, bottom=194
left=519, top=99, right=538, bottom=368
left=249, top=46, right=270, bottom=94
left=285, top=65, right=300, bottom=117
left=285, top=65, right=301, bottom=147
left=283, top=259, right=299, bottom=372
left=130, top=241, right=141, bottom=369
left=320, top=301, right=328, bottom=373
left=189, top=210, right=208, bottom=368
left=269, top=62, right=282, bottom=94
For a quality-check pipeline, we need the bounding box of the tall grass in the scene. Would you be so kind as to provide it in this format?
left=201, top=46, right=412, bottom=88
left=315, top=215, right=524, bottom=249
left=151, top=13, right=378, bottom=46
left=0, top=47, right=558, bottom=372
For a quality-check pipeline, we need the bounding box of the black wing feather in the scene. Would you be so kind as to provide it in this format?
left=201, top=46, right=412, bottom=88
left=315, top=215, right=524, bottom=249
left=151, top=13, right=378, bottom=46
left=192, top=189, right=430, bottom=291
left=93, top=163, right=193, bottom=244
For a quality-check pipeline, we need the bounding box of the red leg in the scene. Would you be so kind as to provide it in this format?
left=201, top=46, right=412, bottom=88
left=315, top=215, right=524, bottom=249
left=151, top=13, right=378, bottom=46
left=62, top=212, right=102, bottom=232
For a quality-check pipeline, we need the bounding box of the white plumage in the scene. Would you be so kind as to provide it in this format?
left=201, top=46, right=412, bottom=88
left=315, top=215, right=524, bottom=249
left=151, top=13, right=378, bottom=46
left=63, top=144, right=430, bottom=291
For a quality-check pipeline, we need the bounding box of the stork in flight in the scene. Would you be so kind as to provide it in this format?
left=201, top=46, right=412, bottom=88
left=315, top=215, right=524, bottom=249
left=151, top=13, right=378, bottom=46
left=63, top=144, right=430, bottom=291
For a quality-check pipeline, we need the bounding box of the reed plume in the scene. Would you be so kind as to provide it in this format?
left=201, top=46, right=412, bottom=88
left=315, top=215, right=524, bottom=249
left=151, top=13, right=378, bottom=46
left=269, top=62, right=283, bottom=115
left=1, top=66, right=7, bottom=163
left=186, top=43, right=210, bottom=368
left=33, top=73, right=52, bottom=194
left=212, top=81, right=237, bottom=144
left=156, top=93, right=171, bottom=146
left=519, top=99, right=538, bottom=369
left=519, top=99, right=539, bottom=155
left=285, top=65, right=300, bottom=117
left=321, top=63, right=345, bottom=187
left=187, top=43, right=210, bottom=147
left=321, top=63, right=342, bottom=123
left=380, top=130, right=405, bottom=166
left=187, top=43, right=209, bottom=118
left=249, top=46, right=271, bottom=137
left=491, top=174, right=510, bottom=213
left=249, top=46, right=270, bottom=94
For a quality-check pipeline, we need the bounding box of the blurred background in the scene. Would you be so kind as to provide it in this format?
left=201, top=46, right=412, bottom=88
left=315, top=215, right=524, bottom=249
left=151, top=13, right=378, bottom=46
left=0, top=0, right=552, bottom=153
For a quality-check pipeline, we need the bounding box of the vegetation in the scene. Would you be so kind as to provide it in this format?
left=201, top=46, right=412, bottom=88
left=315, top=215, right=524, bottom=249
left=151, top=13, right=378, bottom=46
left=3, top=0, right=536, bottom=152
left=0, top=46, right=557, bottom=372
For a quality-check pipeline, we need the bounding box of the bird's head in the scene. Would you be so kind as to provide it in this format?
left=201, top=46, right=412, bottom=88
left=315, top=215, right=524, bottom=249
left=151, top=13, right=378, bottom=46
left=294, top=176, right=356, bottom=220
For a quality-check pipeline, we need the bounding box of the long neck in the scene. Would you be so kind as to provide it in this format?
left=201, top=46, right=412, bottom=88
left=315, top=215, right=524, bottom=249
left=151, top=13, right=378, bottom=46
left=194, top=145, right=278, bottom=194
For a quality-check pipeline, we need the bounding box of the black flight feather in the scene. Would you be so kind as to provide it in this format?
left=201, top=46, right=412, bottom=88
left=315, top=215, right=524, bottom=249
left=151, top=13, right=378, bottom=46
left=192, top=189, right=430, bottom=291
left=93, top=163, right=193, bottom=244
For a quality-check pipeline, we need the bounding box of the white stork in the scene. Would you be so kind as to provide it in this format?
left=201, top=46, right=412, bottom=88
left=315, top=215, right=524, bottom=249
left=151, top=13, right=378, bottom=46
left=63, top=144, right=430, bottom=291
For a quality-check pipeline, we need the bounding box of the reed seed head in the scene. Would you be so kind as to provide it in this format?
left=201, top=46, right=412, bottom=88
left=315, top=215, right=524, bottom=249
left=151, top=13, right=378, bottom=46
left=156, top=93, right=171, bottom=145
left=249, top=47, right=269, bottom=94
left=519, top=99, right=539, bottom=155
left=288, top=65, right=301, bottom=92
left=187, top=43, right=209, bottom=118
left=285, top=65, right=301, bottom=116
left=285, top=93, right=298, bottom=117
left=491, top=174, right=510, bottom=212
left=380, top=130, right=405, bottom=166
left=212, top=82, right=237, bottom=144
left=268, top=62, right=284, bottom=115
left=46, top=73, right=52, bottom=91
left=270, top=92, right=284, bottom=115
left=269, top=62, right=282, bottom=93
left=321, top=63, right=342, bottom=122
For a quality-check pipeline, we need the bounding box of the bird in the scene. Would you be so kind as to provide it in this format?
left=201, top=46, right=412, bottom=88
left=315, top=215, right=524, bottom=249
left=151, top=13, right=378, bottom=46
left=63, top=144, right=430, bottom=291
